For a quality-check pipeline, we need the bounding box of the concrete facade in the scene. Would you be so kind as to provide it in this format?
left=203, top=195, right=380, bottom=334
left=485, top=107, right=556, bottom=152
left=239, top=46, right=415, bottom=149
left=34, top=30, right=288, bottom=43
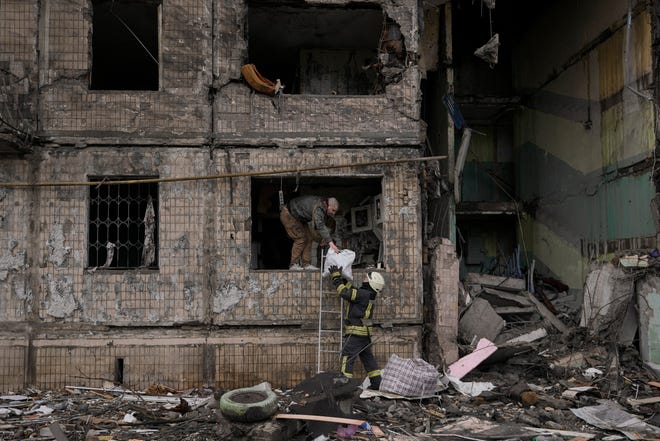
left=0, top=0, right=445, bottom=392
left=5, top=0, right=659, bottom=393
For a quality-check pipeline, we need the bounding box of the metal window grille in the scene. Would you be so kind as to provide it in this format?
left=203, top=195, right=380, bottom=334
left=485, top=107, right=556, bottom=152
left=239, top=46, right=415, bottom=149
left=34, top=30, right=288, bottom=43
left=88, top=177, right=159, bottom=269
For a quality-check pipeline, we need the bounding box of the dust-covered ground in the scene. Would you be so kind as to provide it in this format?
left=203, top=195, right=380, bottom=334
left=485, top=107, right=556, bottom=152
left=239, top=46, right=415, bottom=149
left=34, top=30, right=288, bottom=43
left=1, top=328, right=658, bottom=441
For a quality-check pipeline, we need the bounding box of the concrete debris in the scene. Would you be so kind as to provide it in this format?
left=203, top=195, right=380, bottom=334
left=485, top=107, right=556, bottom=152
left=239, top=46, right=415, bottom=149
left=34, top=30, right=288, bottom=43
left=1, top=332, right=657, bottom=441
left=571, top=400, right=660, bottom=440
left=581, top=263, right=634, bottom=339
left=465, top=272, right=527, bottom=292
left=461, top=271, right=570, bottom=351
left=447, top=338, right=498, bottom=379
left=1, top=266, right=657, bottom=440
left=458, top=297, right=505, bottom=343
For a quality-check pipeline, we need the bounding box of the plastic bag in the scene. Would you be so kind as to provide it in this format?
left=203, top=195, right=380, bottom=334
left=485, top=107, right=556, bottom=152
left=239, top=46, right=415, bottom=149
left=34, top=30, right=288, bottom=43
left=322, top=249, right=356, bottom=280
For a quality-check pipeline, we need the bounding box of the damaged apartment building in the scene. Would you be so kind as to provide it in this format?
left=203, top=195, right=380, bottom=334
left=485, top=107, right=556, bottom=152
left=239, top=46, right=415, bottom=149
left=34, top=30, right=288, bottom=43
left=1, top=0, right=659, bottom=392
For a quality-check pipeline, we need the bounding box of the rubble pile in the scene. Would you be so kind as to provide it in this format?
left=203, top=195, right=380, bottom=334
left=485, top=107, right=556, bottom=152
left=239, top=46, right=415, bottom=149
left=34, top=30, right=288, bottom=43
left=1, top=265, right=659, bottom=440
left=1, top=329, right=657, bottom=440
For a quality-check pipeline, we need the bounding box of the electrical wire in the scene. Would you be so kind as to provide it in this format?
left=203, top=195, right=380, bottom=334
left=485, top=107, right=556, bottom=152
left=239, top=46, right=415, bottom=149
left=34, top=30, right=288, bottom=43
left=0, top=155, right=447, bottom=188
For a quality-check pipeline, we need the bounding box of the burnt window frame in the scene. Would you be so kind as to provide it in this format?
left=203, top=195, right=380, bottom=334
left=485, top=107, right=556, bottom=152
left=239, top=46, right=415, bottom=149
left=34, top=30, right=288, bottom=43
left=90, top=0, right=162, bottom=91
left=88, top=177, right=159, bottom=270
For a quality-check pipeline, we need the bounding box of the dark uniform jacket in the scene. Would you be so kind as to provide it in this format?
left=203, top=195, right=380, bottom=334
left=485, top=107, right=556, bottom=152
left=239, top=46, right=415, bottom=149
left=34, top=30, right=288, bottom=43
left=330, top=276, right=376, bottom=337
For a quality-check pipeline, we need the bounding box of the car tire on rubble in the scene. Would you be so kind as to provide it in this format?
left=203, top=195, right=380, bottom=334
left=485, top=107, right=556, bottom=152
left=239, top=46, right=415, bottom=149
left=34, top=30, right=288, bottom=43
left=219, top=381, right=278, bottom=422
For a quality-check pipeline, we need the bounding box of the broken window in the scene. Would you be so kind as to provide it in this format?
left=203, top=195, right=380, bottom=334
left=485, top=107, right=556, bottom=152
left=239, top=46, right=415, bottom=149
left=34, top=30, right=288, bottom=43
left=90, top=0, right=160, bottom=91
left=247, top=1, right=394, bottom=95
left=251, top=177, right=383, bottom=270
left=88, top=177, right=159, bottom=269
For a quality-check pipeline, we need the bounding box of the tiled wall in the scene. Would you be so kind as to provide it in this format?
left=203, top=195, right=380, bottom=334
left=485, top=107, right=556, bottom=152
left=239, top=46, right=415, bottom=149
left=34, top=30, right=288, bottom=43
left=14, top=148, right=422, bottom=325
left=0, top=0, right=430, bottom=391
left=0, top=0, right=38, bottom=134
left=0, top=160, right=31, bottom=323
left=0, top=147, right=425, bottom=390
left=39, top=0, right=212, bottom=138
left=30, top=327, right=421, bottom=390
left=33, top=0, right=421, bottom=144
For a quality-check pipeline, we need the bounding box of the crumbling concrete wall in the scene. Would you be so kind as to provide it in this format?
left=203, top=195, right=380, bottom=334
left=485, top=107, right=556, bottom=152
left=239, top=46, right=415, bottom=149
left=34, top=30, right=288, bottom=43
left=428, top=238, right=459, bottom=367
left=0, top=0, right=432, bottom=391
left=0, top=160, right=32, bottom=323
left=38, top=0, right=212, bottom=142
left=4, top=148, right=422, bottom=327
left=33, top=0, right=423, bottom=147
left=0, top=147, right=426, bottom=390
left=635, top=274, right=660, bottom=365
left=0, top=0, right=39, bottom=152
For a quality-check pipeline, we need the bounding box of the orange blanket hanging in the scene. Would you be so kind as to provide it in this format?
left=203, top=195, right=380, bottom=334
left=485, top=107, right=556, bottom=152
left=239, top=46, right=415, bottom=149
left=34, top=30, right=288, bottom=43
left=241, top=64, right=283, bottom=96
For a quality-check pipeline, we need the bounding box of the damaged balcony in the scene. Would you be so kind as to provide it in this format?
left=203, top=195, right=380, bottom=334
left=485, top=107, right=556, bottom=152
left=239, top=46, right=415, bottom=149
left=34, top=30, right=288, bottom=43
left=248, top=1, right=389, bottom=96
left=215, top=0, right=423, bottom=146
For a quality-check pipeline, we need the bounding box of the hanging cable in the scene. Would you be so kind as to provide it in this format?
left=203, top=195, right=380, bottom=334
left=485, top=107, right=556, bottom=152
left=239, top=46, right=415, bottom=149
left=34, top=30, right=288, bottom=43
left=110, top=9, right=159, bottom=65
left=278, top=176, right=285, bottom=211
left=0, top=155, right=447, bottom=188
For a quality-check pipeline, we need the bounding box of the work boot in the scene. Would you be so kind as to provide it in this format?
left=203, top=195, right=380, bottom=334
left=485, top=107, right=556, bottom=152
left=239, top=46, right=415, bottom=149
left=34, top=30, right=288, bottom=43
left=368, top=375, right=381, bottom=390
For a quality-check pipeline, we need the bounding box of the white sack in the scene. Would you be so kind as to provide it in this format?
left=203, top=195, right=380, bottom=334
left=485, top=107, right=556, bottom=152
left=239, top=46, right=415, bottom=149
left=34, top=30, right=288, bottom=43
left=323, top=249, right=355, bottom=280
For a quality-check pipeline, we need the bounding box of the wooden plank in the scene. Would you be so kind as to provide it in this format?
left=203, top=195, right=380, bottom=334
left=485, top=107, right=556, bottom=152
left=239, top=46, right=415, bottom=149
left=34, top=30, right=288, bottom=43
left=493, top=306, right=536, bottom=314
left=525, top=427, right=596, bottom=439
left=275, top=413, right=367, bottom=425
left=524, top=291, right=569, bottom=334
left=465, top=273, right=526, bottom=291
left=627, top=396, right=660, bottom=406
left=274, top=413, right=384, bottom=437
left=481, top=287, right=532, bottom=306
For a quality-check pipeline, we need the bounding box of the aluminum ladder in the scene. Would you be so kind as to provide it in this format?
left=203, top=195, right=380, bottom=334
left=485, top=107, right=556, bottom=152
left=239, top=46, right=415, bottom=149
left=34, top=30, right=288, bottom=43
left=317, top=250, right=344, bottom=373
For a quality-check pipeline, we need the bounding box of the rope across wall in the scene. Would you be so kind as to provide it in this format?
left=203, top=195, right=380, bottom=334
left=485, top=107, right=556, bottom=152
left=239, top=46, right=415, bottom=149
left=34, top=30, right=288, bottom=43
left=0, top=155, right=447, bottom=188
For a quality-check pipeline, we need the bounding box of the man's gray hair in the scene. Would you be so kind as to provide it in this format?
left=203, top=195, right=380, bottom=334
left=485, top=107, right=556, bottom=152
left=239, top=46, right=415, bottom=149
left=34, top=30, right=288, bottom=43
left=327, top=197, right=339, bottom=210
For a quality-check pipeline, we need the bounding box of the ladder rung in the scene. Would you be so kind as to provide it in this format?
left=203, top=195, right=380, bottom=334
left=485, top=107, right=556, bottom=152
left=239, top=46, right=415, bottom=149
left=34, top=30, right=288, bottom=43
left=318, top=253, right=343, bottom=373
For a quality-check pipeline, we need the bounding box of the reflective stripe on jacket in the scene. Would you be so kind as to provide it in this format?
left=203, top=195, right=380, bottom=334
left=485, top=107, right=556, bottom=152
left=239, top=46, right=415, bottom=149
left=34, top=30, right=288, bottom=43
left=331, top=277, right=377, bottom=337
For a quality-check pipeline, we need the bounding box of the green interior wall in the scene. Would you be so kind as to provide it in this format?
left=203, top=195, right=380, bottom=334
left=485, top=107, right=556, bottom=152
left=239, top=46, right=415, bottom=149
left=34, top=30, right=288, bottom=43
left=510, top=4, right=655, bottom=289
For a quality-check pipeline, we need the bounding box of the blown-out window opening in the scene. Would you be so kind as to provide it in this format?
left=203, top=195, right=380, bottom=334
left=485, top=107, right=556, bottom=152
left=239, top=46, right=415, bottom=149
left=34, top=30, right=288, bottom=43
left=247, top=1, right=387, bottom=95
left=251, top=176, right=384, bottom=270
left=90, top=0, right=161, bottom=91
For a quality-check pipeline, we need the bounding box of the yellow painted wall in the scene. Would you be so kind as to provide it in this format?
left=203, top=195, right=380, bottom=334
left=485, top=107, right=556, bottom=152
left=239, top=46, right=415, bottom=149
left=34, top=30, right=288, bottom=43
left=519, top=215, right=588, bottom=289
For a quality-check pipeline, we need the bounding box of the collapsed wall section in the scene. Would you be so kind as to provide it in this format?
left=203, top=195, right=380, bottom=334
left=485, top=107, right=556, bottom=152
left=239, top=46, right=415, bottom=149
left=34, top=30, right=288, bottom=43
left=214, top=0, right=422, bottom=144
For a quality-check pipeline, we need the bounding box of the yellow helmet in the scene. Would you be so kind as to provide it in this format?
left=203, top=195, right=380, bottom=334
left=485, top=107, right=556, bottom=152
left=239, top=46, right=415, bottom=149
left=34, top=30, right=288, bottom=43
left=367, top=272, right=385, bottom=293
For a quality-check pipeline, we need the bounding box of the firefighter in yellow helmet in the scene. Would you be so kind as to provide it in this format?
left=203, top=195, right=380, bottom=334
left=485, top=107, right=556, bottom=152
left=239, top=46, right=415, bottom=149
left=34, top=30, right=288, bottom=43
left=328, top=265, right=385, bottom=390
